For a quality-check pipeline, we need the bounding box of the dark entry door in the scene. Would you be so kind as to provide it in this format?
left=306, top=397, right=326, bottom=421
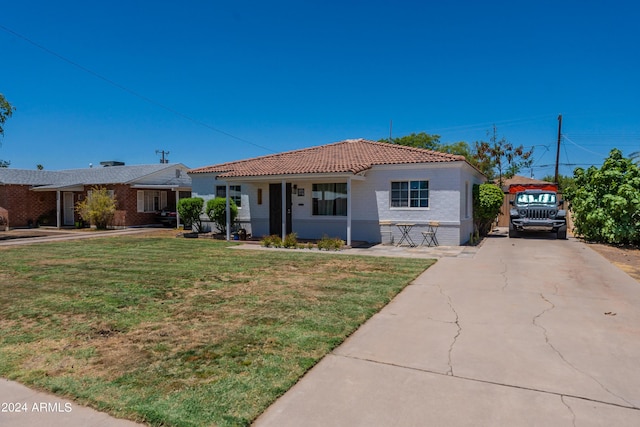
left=269, top=183, right=292, bottom=236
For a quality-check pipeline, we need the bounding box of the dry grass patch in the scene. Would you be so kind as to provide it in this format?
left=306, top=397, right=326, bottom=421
left=0, top=235, right=433, bottom=426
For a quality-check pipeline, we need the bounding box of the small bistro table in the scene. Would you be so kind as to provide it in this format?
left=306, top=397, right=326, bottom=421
left=396, top=223, right=416, bottom=247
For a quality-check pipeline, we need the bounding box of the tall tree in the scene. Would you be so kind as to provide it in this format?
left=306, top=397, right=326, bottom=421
left=0, top=94, right=16, bottom=168
left=473, top=125, right=534, bottom=186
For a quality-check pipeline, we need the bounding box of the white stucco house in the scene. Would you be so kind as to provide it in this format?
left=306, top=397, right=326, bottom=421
left=189, top=139, right=486, bottom=246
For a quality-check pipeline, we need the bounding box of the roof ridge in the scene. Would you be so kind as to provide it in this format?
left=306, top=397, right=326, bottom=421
left=359, top=139, right=466, bottom=160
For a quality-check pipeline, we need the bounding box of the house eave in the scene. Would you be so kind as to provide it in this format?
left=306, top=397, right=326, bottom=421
left=131, top=184, right=191, bottom=191
left=31, top=184, right=84, bottom=191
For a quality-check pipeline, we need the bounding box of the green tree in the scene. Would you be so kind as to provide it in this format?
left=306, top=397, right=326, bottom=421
left=205, top=197, right=238, bottom=234
left=379, top=132, right=441, bottom=150
left=0, top=93, right=15, bottom=167
left=75, top=187, right=116, bottom=230
left=177, top=197, right=204, bottom=232
left=473, top=183, right=504, bottom=237
left=473, top=125, right=534, bottom=186
left=437, top=141, right=474, bottom=157
left=565, top=149, right=640, bottom=245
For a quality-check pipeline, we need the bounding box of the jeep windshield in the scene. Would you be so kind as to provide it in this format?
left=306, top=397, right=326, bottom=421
left=516, top=192, right=556, bottom=205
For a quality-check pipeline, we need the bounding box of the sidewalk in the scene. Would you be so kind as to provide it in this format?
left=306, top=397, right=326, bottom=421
left=0, top=227, right=159, bottom=246
left=0, top=379, right=144, bottom=427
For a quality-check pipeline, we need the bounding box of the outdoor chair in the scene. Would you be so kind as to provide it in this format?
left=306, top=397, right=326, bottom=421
left=420, top=221, right=439, bottom=247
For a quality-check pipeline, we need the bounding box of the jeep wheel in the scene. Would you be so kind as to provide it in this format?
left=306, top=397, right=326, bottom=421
left=557, top=225, right=567, bottom=240
left=509, top=223, right=518, bottom=238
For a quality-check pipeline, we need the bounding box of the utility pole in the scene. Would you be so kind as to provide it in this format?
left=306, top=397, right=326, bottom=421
left=554, top=115, right=562, bottom=184
left=156, top=149, right=170, bottom=164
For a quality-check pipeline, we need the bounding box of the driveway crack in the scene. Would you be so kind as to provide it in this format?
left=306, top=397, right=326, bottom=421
left=560, top=396, right=577, bottom=427
left=499, top=258, right=509, bottom=291
left=436, top=284, right=461, bottom=376
left=533, top=293, right=635, bottom=408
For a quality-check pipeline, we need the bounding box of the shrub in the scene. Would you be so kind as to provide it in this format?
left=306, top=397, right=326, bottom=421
left=261, top=235, right=283, bottom=248
left=76, top=186, right=116, bottom=230
left=177, top=197, right=204, bottom=232
left=283, top=233, right=299, bottom=248
left=317, top=235, right=345, bottom=251
left=205, top=197, right=238, bottom=234
left=473, top=183, right=503, bottom=236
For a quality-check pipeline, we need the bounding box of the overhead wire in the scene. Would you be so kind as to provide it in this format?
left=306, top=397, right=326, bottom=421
left=0, top=23, right=278, bottom=154
left=562, top=134, right=608, bottom=158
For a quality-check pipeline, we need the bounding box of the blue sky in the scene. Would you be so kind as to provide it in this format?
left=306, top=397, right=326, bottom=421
left=1, top=1, right=639, bottom=178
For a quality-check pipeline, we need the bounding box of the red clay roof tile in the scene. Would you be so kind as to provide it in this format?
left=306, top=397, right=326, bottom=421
left=189, top=138, right=466, bottom=178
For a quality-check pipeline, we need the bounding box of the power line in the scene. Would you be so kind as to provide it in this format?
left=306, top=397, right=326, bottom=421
left=562, top=134, right=608, bottom=158
left=431, top=114, right=556, bottom=134
left=0, top=23, right=277, bottom=154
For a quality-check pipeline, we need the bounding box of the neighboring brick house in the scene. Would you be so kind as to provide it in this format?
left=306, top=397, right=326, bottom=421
left=189, top=139, right=486, bottom=246
left=0, top=163, right=192, bottom=228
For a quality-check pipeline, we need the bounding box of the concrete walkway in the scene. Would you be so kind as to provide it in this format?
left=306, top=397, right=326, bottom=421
left=254, top=235, right=640, bottom=426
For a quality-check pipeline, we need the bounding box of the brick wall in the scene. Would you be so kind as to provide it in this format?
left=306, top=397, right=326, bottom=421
left=83, top=184, right=157, bottom=227
left=0, top=185, right=57, bottom=227
left=0, top=184, right=168, bottom=229
left=113, top=184, right=156, bottom=226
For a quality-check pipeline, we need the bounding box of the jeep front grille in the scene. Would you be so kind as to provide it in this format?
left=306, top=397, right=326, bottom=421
left=525, top=208, right=554, bottom=219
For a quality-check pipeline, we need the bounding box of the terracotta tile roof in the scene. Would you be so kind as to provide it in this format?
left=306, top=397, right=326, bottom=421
left=189, top=139, right=466, bottom=178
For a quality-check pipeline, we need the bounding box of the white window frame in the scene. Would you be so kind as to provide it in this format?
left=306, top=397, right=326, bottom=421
left=136, top=190, right=167, bottom=213
left=390, top=180, right=429, bottom=209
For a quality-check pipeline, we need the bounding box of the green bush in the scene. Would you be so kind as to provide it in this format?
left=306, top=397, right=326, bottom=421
left=76, top=186, right=116, bottom=230
left=565, top=149, right=640, bottom=245
left=205, top=197, right=238, bottom=234
left=473, top=183, right=503, bottom=236
left=177, top=197, right=204, bottom=232
left=283, top=233, right=299, bottom=248
left=261, top=235, right=283, bottom=248
left=317, top=235, right=345, bottom=251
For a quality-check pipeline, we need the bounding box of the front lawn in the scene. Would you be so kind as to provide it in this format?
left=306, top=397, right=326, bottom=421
left=0, top=233, right=433, bottom=426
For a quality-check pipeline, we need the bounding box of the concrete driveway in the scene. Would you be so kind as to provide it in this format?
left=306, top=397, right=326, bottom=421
left=254, top=234, right=640, bottom=426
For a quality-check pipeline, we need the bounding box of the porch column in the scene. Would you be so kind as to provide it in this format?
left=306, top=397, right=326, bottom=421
left=226, top=182, right=231, bottom=241
left=56, top=190, right=61, bottom=229
left=174, top=189, right=180, bottom=229
left=346, top=177, right=352, bottom=247
left=281, top=180, right=286, bottom=241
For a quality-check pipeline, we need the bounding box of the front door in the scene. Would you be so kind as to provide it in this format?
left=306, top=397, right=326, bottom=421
left=63, top=192, right=75, bottom=226
left=269, top=183, right=292, bottom=236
